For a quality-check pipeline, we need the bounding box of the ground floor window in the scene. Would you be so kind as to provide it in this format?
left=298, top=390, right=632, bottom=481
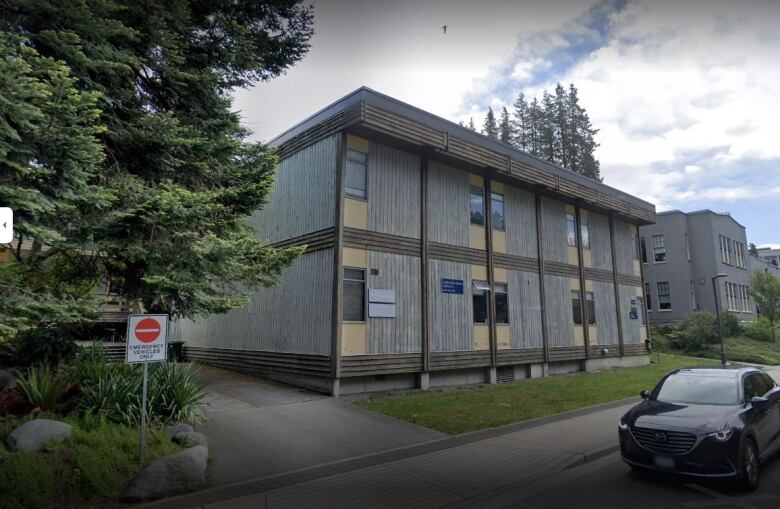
left=495, top=283, right=508, bottom=324
left=343, top=267, right=365, bottom=321
left=657, top=282, right=672, bottom=310
left=572, top=290, right=582, bottom=325
left=472, top=280, right=490, bottom=323
left=585, top=292, right=595, bottom=325
left=645, top=282, right=652, bottom=311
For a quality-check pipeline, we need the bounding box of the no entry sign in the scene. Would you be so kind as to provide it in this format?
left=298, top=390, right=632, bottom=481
left=126, top=314, right=168, bottom=363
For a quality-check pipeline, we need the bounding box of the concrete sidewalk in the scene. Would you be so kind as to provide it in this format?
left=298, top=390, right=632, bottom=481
left=145, top=397, right=638, bottom=509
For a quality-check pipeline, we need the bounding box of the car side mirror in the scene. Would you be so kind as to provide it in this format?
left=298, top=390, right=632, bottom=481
left=751, top=396, right=769, bottom=409
left=640, top=390, right=650, bottom=400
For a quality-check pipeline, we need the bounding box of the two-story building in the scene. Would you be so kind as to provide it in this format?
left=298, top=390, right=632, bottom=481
left=639, top=210, right=753, bottom=324
left=176, top=87, right=656, bottom=395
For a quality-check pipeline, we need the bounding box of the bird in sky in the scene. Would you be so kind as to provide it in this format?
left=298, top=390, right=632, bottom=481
left=442, top=25, right=447, bottom=35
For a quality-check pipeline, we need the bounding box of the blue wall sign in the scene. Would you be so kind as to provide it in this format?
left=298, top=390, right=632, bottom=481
left=441, top=278, right=464, bottom=294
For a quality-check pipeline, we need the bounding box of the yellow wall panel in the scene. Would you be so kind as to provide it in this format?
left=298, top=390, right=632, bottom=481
left=491, top=181, right=505, bottom=193
left=342, top=323, right=366, bottom=355
left=469, top=225, right=486, bottom=250
left=497, top=324, right=511, bottom=349
left=588, top=325, right=598, bottom=344
left=344, top=197, right=367, bottom=230
left=574, top=326, right=585, bottom=346
left=471, top=264, right=488, bottom=281
left=567, top=246, right=579, bottom=265
left=493, top=229, right=506, bottom=254
left=346, top=134, right=369, bottom=152
left=493, top=267, right=508, bottom=283
left=474, top=325, right=490, bottom=350
left=468, top=174, right=484, bottom=187
left=582, top=248, right=592, bottom=268
left=343, top=247, right=366, bottom=268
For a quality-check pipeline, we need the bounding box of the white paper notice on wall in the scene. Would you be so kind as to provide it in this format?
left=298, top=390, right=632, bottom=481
left=369, top=289, right=396, bottom=318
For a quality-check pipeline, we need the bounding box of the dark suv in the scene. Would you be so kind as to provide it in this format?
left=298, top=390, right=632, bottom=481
left=619, top=367, right=780, bottom=489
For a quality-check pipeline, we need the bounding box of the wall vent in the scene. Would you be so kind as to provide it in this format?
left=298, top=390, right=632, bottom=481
left=497, top=366, right=515, bottom=384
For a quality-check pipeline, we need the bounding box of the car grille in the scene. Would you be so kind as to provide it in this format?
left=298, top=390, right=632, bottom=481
left=631, top=427, right=697, bottom=455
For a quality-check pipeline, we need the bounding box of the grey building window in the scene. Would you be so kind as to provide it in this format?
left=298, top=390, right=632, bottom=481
left=645, top=282, right=652, bottom=311
left=495, top=283, right=509, bottom=324
left=652, top=235, right=666, bottom=263
left=657, top=282, right=672, bottom=310
left=580, top=216, right=590, bottom=250
left=345, top=149, right=367, bottom=199
left=585, top=291, right=595, bottom=324
left=472, top=280, right=490, bottom=323
left=491, top=192, right=505, bottom=230
left=343, top=267, right=366, bottom=321
left=470, top=186, right=485, bottom=226
left=640, top=237, right=648, bottom=264
left=572, top=290, right=582, bottom=325
left=566, top=214, right=577, bottom=247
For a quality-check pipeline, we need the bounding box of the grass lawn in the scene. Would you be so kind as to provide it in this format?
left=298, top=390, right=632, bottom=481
left=0, top=413, right=183, bottom=509
left=354, top=353, right=715, bottom=436
left=653, top=330, right=780, bottom=366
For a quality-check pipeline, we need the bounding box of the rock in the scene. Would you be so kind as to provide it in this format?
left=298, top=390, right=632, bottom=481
left=0, top=370, right=14, bottom=390
left=122, top=446, right=208, bottom=501
left=173, top=431, right=208, bottom=448
left=6, top=419, right=72, bottom=452
left=164, top=423, right=193, bottom=438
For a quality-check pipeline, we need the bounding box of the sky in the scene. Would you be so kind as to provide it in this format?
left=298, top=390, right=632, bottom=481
left=233, top=0, right=780, bottom=247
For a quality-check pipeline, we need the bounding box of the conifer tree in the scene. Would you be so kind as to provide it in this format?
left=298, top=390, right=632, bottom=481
left=468, top=117, right=476, bottom=130
left=482, top=107, right=498, bottom=139
left=511, top=93, right=530, bottom=151
left=498, top=107, right=512, bottom=144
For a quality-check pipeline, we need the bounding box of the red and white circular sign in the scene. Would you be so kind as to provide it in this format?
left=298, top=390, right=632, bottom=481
left=135, top=318, right=162, bottom=343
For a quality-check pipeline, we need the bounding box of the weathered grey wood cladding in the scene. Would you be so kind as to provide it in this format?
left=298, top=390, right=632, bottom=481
left=540, top=197, right=568, bottom=264
left=341, top=353, right=422, bottom=377
left=544, top=274, right=575, bottom=347
left=428, top=259, right=473, bottom=352
left=253, top=134, right=339, bottom=244
left=497, top=348, right=545, bottom=365
left=613, top=217, right=639, bottom=275
left=544, top=261, right=580, bottom=278
left=178, top=249, right=334, bottom=355
left=368, top=143, right=421, bottom=239
left=428, top=161, right=470, bottom=247
left=620, top=284, right=644, bottom=344
left=589, top=211, right=613, bottom=271
left=593, top=281, right=619, bottom=345
left=270, top=227, right=336, bottom=253
left=185, top=347, right=331, bottom=377
left=343, top=228, right=421, bottom=257
left=430, top=350, right=492, bottom=370
left=494, top=253, right=539, bottom=273
left=505, top=186, right=539, bottom=259
left=366, top=251, right=422, bottom=354
left=508, top=270, right=544, bottom=348
left=548, top=346, right=587, bottom=361
left=584, top=267, right=615, bottom=283
left=428, top=242, right=488, bottom=265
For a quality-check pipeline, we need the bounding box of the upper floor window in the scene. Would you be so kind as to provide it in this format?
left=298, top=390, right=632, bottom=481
left=580, top=217, right=590, bottom=250
left=652, top=235, right=666, bottom=263
left=572, top=290, right=582, bottom=325
left=345, top=149, right=367, bottom=199
left=640, top=237, right=648, bottom=264
left=657, top=281, right=672, bottom=310
left=585, top=291, right=596, bottom=324
left=470, top=186, right=485, bottom=226
left=490, top=192, right=505, bottom=230
left=495, top=283, right=509, bottom=324
left=343, top=267, right=366, bottom=321
left=566, top=214, right=577, bottom=247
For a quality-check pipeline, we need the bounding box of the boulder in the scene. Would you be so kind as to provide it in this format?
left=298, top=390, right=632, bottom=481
left=164, top=423, right=193, bottom=438
left=173, top=431, right=208, bottom=448
left=0, top=370, right=14, bottom=390
left=6, top=419, right=72, bottom=452
left=122, top=446, right=208, bottom=501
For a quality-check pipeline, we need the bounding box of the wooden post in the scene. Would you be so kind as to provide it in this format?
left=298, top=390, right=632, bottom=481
left=535, top=191, right=550, bottom=364
left=575, top=202, right=591, bottom=358
left=609, top=213, right=625, bottom=356
left=330, top=132, right=347, bottom=384
left=420, top=155, right=430, bottom=373
left=485, top=179, right=498, bottom=368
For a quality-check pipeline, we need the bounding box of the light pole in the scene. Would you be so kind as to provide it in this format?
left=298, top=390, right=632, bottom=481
left=711, top=273, right=728, bottom=367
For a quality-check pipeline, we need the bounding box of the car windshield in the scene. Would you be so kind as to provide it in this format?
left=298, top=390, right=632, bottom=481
left=655, top=374, right=739, bottom=406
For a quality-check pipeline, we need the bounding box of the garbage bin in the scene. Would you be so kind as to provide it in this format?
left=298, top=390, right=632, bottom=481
left=168, top=340, right=185, bottom=363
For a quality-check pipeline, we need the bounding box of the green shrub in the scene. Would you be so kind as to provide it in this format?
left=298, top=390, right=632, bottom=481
left=669, top=311, right=717, bottom=350
left=14, top=366, right=69, bottom=411
left=149, top=363, right=206, bottom=424
left=720, top=311, right=742, bottom=337
left=8, top=328, right=78, bottom=367
left=744, top=317, right=775, bottom=342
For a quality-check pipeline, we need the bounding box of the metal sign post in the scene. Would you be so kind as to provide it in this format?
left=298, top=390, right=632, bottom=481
left=126, top=314, right=168, bottom=462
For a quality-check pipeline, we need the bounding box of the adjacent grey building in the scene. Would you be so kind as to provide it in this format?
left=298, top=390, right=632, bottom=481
left=756, top=247, right=780, bottom=268
left=176, top=87, right=656, bottom=395
left=639, top=210, right=753, bottom=324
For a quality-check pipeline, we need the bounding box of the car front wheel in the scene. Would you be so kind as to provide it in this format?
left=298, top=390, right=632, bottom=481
left=739, top=439, right=760, bottom=491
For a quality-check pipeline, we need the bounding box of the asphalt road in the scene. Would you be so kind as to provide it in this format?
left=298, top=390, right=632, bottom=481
left=464, top=449, right=780, bottom=509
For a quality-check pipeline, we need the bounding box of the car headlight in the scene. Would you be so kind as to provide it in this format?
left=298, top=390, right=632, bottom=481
left=618, top=420, right=629, bottom=431
left=707, top=428, right=734, bottom=441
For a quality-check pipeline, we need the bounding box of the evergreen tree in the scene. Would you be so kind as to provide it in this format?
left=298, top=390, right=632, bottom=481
left=1, top=1, right=314, bottom=332
left=539, top=91, right=558, bottom=163
left=528, top=97, right=543, bottom=156
left=482, top=107, right=498, bottom=139
left=511, top=93, right=530, bottom=151
left=468, top=117, right=476, bottom=130
left=498, top=107, right=512, bottom=145
left=567, top=83, right=602, bottom=181
left=749, top=243, right=759, bottom=257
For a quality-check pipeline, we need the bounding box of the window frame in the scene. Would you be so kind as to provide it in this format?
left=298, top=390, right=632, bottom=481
left=580, top=216, right=590, bottom=251
left=566, top=214, right=577, bottom=248
left=645, top=282, right=653, bottom=311
left=343, top=267, right=366, bottom=322
left=345, top=148, right=368, bottom=200
left=657, top=281, right=672, bottom=311
left=585, top=291, right=596, bottom=325
left=652, top=234, right=667, bottom=263
left=571, top=290, right=583, bottom=325
left=490, top=192, right=505, bottom=231
left=472, top=279, right=490, bottom=324
left=494, top=282, right=509, bottom=324
left=470, top=186, right=486, bottom=227
left=640, top=236, right=648, bottom=264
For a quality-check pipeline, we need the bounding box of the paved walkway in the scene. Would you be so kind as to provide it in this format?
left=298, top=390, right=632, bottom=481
left=146, top=396, right=638, bottom=509
left=193, top=366, right=445, bottom=485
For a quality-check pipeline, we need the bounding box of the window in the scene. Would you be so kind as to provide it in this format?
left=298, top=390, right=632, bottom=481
left=727, top=239, right=734, bottom=265
left=572, top=290, right=583, bottom=325
left=652, top=235, right=666, bottom=262
left=343, top=267, right=366, bottom=321
left=645, top=282, right=652, bottom=311
left=690, top=281, right=697, bottom=310
left=490, top=192, right=505, bottom=230
left=345, top=149, right=367, bottom=199
left=585, top=292, right=596, bottom=325
left=580, top=217, right=590, bottom=250
left=657, top=282, right=672, bottom=310
left=470, top=186, right=485, bottom=226
left=640, top=237, right=648, bottom=264
left=472, top=280, right=490, bottom=323
left=566, top=214, right=577, bottom=247
left=684, top=233, right=690, bottom=260
left=495, top=283, right=509, bottom=324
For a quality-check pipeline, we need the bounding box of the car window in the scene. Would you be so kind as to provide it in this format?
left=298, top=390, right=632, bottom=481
left=761, top=373, right=776, bottom=393
left=656, top=374, right=739, bottom=406
left=744, top=374, right=768, bottom=400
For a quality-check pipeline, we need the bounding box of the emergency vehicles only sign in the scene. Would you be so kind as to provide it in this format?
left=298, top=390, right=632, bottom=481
left=126, top=314, right=168, bottom=363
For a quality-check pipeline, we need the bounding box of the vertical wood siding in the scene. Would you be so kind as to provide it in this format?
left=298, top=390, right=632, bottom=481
left=540, top=197, right=568, bottom=263
left=614, top=218, right=637, bottom=274
left=366, top=251, right=422, bottom=353
left=545, top=275, right=575, bottom=347
left=593, top=281, right=618, bottom=345
left=508, top=270, right=543, bottom=348
left=589, top=212, right=613, bottom=271
left=620, top=284, right=642, bottom=344
left=252, top=135, right=338, bottom=243
left=368, top=143, right=421, bottom=238
left=428, top=161, right=469, bottom=247
left=505, top=186, right=538, bottom=259
left=429, top=259, right=473, bottom=351
left=177, top=249, right=333, bottom=355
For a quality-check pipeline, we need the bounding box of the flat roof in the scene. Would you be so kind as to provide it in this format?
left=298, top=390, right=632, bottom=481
left=657, top=209, right=745, bottom=229
left=270, top=86, right=655, bottom=222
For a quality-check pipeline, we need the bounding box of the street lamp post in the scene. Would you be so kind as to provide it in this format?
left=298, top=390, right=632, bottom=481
left=712, top=273, right=728, bottom=367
